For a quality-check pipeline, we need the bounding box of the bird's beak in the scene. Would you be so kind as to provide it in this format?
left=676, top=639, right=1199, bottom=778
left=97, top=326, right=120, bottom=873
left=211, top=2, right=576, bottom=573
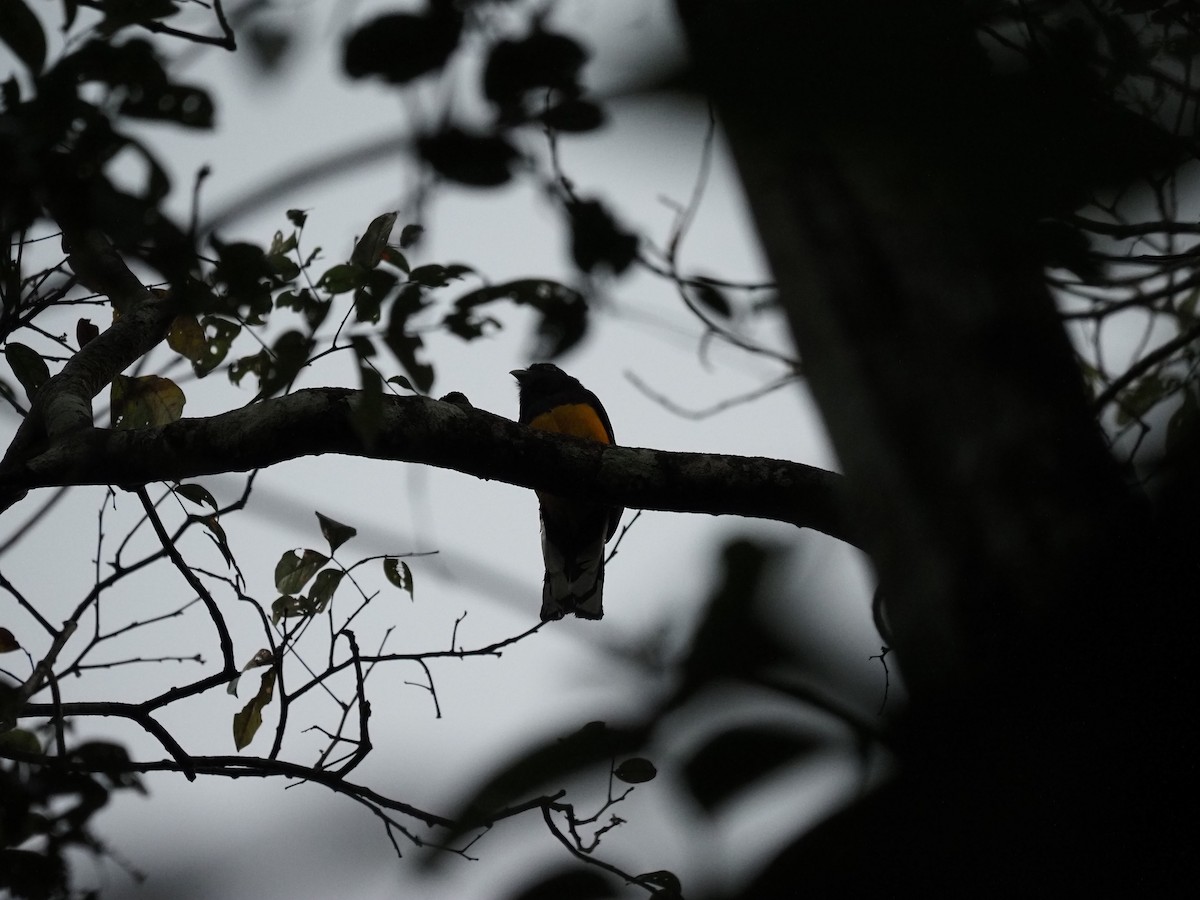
left=510, top=368, right=527, bottom=380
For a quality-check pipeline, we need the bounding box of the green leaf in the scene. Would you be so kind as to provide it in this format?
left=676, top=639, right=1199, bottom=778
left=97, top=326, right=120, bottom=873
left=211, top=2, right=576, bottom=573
left=0, top=0, right=47, bottom=75
left=270, top=594, right=314, bottom=625
left=274, top=549, right=329, bottom=594
left=4, top=342, right=50, bottom=399
left=309, top=569, right=345, bottom=612
left=110, top=374, right=186, bottom=428
left=232, top=669, right=276, bottom=750
left=384, top=557, right=413, bottom=599
left=167, top=314, right=207, bottom=364
left=613, top=757, right=657, bottom=784
left=175, top=483, right=218, bottom=510
left=0, top=727, right=41, bottom=755
left=316, top=512, right=357, bottom=553
left=319, top=262, right=366, bottom=294
left=351, top=211, right=398, bottom=269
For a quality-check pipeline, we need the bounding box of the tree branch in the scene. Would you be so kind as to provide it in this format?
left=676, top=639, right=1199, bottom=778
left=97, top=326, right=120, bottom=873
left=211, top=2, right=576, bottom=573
left=0, top=389, right=860, bottom=546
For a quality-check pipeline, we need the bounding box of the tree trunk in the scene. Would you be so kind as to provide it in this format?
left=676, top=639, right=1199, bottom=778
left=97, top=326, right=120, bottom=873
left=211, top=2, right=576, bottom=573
left=676, top=1, right=1193, bottom=893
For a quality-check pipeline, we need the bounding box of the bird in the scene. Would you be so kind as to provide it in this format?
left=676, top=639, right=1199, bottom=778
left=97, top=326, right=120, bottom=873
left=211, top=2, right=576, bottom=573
left=511, top=363, right=622, bottom=621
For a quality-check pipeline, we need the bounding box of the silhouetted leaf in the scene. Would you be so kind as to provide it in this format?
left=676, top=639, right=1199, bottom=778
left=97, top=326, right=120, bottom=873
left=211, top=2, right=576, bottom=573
left=308, top=569, right=345, bottom=613
left=316, top=512, right=357, bottom=553
left=540, top=97, right=606, bottom=132
left=567, top=198, right=638, bottom=274
left=613, top=757, right=657, bottom=784
left=343, top=10, right=462, bottom=84
left=175, top=483, right=217, bottom=510
left=196, top=316, right=240, bottom=376
left=446, top=278, right=588, bottom=357
left=399, top=224, right=424, bottom=248
left=683, top=727, right=821, bottom=811
left=351, top=211, right=398, bottom=269
left=0, top=627, right=20, bottom=653
left=384, top=558, right=414, bottom=599
left=483, top=29, right=587, bottom=119
left=4, top=343, right=49, bottom=399
left=274, top=549, right=329, bottom=594
left=75, top=318, right=100, bottom=348
left=418, top=128, right=518, bottom=187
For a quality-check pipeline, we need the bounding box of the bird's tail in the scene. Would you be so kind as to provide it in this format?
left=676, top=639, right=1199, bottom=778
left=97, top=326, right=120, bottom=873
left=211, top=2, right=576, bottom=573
left=540, top=531, right=605, bottom=621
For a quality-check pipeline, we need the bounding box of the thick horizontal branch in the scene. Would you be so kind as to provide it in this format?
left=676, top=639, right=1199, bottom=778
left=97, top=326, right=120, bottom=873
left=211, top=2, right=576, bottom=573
left=0, top=388, right=859, bottom=546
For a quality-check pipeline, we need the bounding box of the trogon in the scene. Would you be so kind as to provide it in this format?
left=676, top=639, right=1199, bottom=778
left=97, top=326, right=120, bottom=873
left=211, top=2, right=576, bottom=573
left=512, top=364, right=621, bottom=621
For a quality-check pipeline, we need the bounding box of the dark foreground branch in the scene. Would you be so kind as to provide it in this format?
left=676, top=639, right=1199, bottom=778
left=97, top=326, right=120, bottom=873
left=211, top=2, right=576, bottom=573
left=0, top=388, right=859, bottom=546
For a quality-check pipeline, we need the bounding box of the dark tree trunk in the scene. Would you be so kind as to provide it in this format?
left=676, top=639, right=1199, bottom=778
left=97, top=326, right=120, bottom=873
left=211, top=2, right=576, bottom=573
left=676, top=1, right=1194, bottom=893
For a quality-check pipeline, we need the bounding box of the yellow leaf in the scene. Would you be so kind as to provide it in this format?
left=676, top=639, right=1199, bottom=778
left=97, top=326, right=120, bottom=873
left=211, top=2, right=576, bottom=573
left=232, top=669, right=276, bottom=750
left=111, top=374, right=186, bottom=429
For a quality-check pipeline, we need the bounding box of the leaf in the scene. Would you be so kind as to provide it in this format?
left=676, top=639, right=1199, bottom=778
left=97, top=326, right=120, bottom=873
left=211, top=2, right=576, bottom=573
left=76, top=318, right=100, bottom=348
left=636, top=871, right=683, bottom=898
left=286, top=209, right=308, bottom=228
left=384, top=557, right=413, bottom=599
left=270, top=594, right=314, bottom=625
left=399, top=224, right=424, bottom=249
left=309, top=569, right=345, bottom=613
left=380, top=245, right=410, bottom=273
left=0, top=626, right=20, bottom=652
left=350, top=211, right=398, bottom=270
left=483, top=30, right=587, bottom=114
left=110, top=374, right=186, bottom=428
left=196, top=316, right=241, bottom=376
left=167, top=314, right=207, bottom=363
left=0, top=727, right=41, bottom=755
left=613, top=757, right=657, bottom=784
left=343, top=9, right=463, bottom=84
left=387, top=375, right=414, bottom=391
left=540, top=98, right=606, bottom=133
left=315, top=512, right=357, bottom=553
left=0, top=0, right=47, bottom=75
left=319, top=262, right=366, bottom=294
left=175, top=483, right=217, bottom=510
left=232, top=669, right=276, bottom=750
left=274, top=549, right=329, bottom=594
left=193, top=513, right=234, bottom=568
left=567, top=198, right=638, bottom=274
left=241, top=648, right=273, bottom=670
left=4, top=342, right=50, bottom=399
left=417, top=128, right=519, bottom=187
